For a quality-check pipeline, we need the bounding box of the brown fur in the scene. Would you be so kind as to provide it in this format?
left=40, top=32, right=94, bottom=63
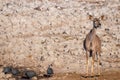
left=84, top=15, right=103, bottom=76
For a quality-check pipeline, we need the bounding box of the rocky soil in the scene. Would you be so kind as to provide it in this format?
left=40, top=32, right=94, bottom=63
left=0, top=65, right=120, bottom=80
left=0, top=0, right=120, bottom=79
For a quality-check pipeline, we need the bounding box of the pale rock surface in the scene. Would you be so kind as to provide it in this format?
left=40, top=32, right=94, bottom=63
left=0, top=0, right=120, bottom=76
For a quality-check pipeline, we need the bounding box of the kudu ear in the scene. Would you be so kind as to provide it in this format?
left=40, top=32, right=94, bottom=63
left=88, top=15, right=94, bottom=20
left=99, top=15, right=106, bottom=20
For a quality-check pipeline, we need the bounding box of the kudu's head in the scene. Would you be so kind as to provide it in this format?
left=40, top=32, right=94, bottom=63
left=88, top=15, right=105, bottom=29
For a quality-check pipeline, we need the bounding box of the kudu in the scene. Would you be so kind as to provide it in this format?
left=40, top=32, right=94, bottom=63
left=84, top=15, right=104, bottom=77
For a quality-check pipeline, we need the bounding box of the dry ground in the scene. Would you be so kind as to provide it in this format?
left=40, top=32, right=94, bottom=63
left=39, top=70, right=120, bottom=80
left=0, top=65, right=120, bottom=80
left=0, top=0, right=120, bottom=80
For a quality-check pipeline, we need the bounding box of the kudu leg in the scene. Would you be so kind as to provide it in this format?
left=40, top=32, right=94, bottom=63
left=86, top=51, right=89, bottom=76
left=91, top=53, right=95, bottom=76
left=98, top=54, right=101, bottom=75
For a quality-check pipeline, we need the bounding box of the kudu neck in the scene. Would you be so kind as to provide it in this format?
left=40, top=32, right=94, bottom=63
left=91, top=27, right=96, bottom=34
left=89, top=27, right=96, bottom=42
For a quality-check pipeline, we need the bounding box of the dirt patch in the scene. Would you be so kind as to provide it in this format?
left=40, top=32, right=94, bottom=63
left=45, top=70, right=120, bottom=80
left=0, top=65, right=120, bottom=80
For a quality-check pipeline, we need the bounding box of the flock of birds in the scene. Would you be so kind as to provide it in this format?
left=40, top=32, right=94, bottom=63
left=2, top=65, right=54, bottom=80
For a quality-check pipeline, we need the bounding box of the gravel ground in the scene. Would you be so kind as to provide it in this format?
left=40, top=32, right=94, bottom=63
left=0, top=0, right=120, bottom=77
left=0, top=65, right=120, bottom=80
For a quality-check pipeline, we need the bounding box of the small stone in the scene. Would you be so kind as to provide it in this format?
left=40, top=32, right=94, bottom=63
left=31, top=76, right=37, bottom=80
left=105, top=28, right=109, bottom=32
left=9, top=78, right=16, bottom=80
left=5, top=74, right=12, bottom=78
left=0, top=73, right=6, bottom=78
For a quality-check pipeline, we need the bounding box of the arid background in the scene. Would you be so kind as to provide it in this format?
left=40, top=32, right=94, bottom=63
left=0, top=0, right=120, bottom=80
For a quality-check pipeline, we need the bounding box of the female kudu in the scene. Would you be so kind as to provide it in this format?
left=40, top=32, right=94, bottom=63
left=84, top=15, right=104, bottom=77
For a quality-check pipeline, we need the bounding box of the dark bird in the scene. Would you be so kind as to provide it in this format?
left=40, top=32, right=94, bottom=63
left=44, top=65, right=54, bottom=77
left=3, top=66, right=12, bottom=74
left=19, top=78, right=31, bottom=80
left=24, top=70, right=36, bottom=79
left=11, top=68, right=20, bottom=76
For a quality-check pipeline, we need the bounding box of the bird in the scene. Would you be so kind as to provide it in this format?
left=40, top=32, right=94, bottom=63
left=11, top=68, right=20, bottom=76
left=3, top=66, right=12, bottom=74
left=24, top=70, right=36, bottom=79
left=19, top=78, right=31, bottom=80
left=46, top=65, right=54, bottom=77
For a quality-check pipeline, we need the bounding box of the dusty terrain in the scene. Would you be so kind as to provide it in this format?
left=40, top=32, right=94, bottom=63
left=47, top=70, right=120, bottom=80
left=0, top=65, right=120, bottom=80
left=0, top=0, right=120, bottom=80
